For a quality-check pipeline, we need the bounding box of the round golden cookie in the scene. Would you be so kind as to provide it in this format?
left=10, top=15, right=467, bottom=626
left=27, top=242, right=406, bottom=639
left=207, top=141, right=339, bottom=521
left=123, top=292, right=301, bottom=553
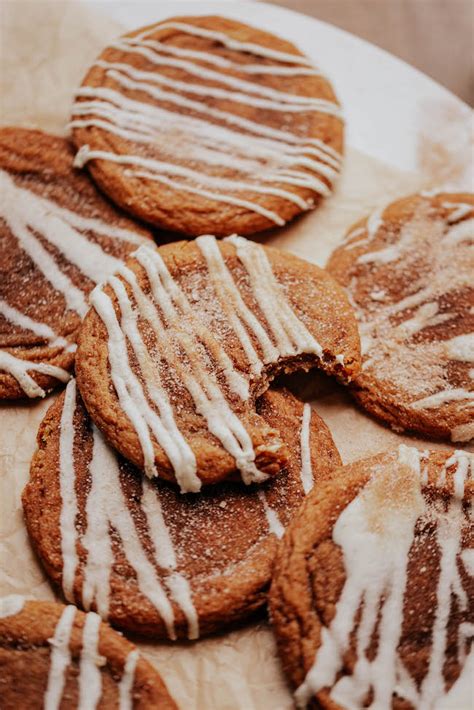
left=71, top=15, right=344, bottom=236
left=75, top=235, right=360, bottom=491
left=0, top=596, right=177, bottom=709
left=0, top=127, right=153, bottom=401
left=269, top=445, right=474, bottom=709
left=23, top=381, right=341, bottom=639
left=327, top=192, right=474, bottom=442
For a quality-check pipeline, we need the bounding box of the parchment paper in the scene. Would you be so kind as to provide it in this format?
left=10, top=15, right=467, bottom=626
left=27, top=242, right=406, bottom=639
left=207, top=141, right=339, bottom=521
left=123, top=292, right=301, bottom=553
left=0, top=2, right=472, bottom=709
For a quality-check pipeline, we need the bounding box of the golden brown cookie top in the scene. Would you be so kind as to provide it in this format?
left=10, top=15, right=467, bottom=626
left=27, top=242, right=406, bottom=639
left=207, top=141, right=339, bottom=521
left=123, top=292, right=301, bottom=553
left=269, top=445, right=474, bottom=709
left=71, top=15, right=344, bottom=236
left=0, top=127, right=153, bottom=400
left=327, top=191, right=474, bottom=442
left=0, top=597, right=177, bottom=709
left=23, top=381, right=341, bottom=639
left=75, top=236, right=360, bottom=491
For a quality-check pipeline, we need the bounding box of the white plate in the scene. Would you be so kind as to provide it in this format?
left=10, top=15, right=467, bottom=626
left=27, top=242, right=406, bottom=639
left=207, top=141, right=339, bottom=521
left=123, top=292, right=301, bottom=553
left=2, top=4, right=472, bottom=709
left=85, top=0, right=471, bottom=176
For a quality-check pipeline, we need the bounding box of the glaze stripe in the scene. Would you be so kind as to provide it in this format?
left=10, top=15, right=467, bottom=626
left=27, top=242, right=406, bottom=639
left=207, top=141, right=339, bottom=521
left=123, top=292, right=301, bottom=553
left=58, top=380, right=199, bottom=639
left=295, top=446, right=473, bottom=708
left=73, top=86, right=341, bottom=163
left=0, top=299, right=68, bottom=348
left=101, top=56, right=334, bottom=113
left=89, top=237, right=332, bottom=488
left=125, top=35, right=320, bottom=75
left=258, top=490, right=284, bottom=538
left=77, top=611, right=102, bottom=710
left=118, top=650, right=139, bottom=710
left=72, top=22, right=341, bottom=226
left=299, top=403, right=313, bottom=494
left=44, top=605, right=76, bottom=710
left=129, top=248, right=269, bottom=485
left=0, top=168, right=147, bottom=397
left=139, top=21, right=315, bottom=66
left=0, top=350, right=71, bottom=398
left=44, top=605, right=138, bottom=709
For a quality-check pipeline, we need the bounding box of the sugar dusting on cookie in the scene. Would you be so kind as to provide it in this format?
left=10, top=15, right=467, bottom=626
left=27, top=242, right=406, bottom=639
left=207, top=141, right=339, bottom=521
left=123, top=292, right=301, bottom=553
left=329, top=191, right=474, bottom=441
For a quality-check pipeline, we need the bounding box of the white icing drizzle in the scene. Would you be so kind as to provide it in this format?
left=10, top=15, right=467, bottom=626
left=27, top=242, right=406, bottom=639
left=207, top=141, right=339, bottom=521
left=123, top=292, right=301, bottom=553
left=90, top=237, right=337, bottom=487
left=342, top=205, right=386, bottom=253
left=410, top=388, right=474, bottom=410
left=0, top=168, right=146, bottom=396
left=44, top=604, right=76, bottom=710
left=73, top=86, right=341, bottom=166
left=81, top=426, right=115, bottom=618
left=295, top=445, right=473, bottom=709
left=131, top=247, right=268, bottom=485
left=0, top=298, right=68, bottom=349
left=258, top=490, right=284, bottom=538
left=77, top=611, right=103, bottom=710
left=196, top=235, right=278, bottom=373
left=126, top=169, right=290, bottom=226
left=461, top=549, right=474, bottom=576
left=75, top=146, right=288, bottom=226
left=72, top=21, right=342, bottom=226
left=140, top=21, right=315, bottom=66
left=444, top=333, right=474, bottom=363
left=59, top=379, right=80, bottom=603
left=101, top=56, right=333, bottom=112
left=357, top=212, right=418, bottom=266
left=442, top=217, right=474, bottom=245
left=226, top=235, right=324, bottom=359
left=125, top=34, right=320, bottom=75
left=0, top=350, right=71, bottom=398
left=258, top=403, right=314, bottom=537
left=443, top=202, right=473, bottom=223
left=441, top=450, right=472, bottom=497
left=346, top=195, right=473, bottom=423
left=393, top=302, right=453, bottom=339
left=90, top=281, right=199, bottom=491
left=57, top=383, right=199, bottom=639
left=71, top=102, right=338, bottom=188
left=435, top=648, right=474, bottom=710
left=140, top=480, right=199, bottom=639
left=299, top=403, right=314, bottom=494
left=118, top=650, right=139, bottom=710
left=0, top=594, right=25, bottom=617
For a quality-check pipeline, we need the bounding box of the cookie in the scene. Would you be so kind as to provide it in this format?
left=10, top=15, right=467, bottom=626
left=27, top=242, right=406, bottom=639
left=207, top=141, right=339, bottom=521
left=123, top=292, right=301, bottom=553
left=23, top=380, right=341, bottom=639
left=75, top=235, right=359, bottom=491
left=269, top=445, right=473, bottom=709
left=0, top=127, right=153, bottom=400
left=0, top=596, right=177, bottom=709
left=327, top=191, right=474, bottom=442
left=70, top=15, right=344, bottom=236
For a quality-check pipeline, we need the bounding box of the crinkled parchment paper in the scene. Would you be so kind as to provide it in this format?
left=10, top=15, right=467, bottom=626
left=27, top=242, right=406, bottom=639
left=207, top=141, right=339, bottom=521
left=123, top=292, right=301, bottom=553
left=0, top=2, right=472, bottom=708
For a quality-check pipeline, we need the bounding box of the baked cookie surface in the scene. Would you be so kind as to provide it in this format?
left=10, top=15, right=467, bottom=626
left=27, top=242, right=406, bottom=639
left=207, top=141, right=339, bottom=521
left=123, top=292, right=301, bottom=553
left=71, top=15, right=344, bottom=236
left=269, top=445, right=473, bottom=709
left=327, top=192, right=474, bottom=442
left=75, top=236, right=360, bottom=491
left=0, top=596, right=177, bottom=709
left=23, top=381, right=341, bottom=639
left=0, top=127, right=152, bottom=400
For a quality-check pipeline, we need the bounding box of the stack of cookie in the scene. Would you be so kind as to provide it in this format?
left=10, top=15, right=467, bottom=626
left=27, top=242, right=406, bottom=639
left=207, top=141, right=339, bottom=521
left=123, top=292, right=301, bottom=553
left=0, top=14, right=472, bottom=710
